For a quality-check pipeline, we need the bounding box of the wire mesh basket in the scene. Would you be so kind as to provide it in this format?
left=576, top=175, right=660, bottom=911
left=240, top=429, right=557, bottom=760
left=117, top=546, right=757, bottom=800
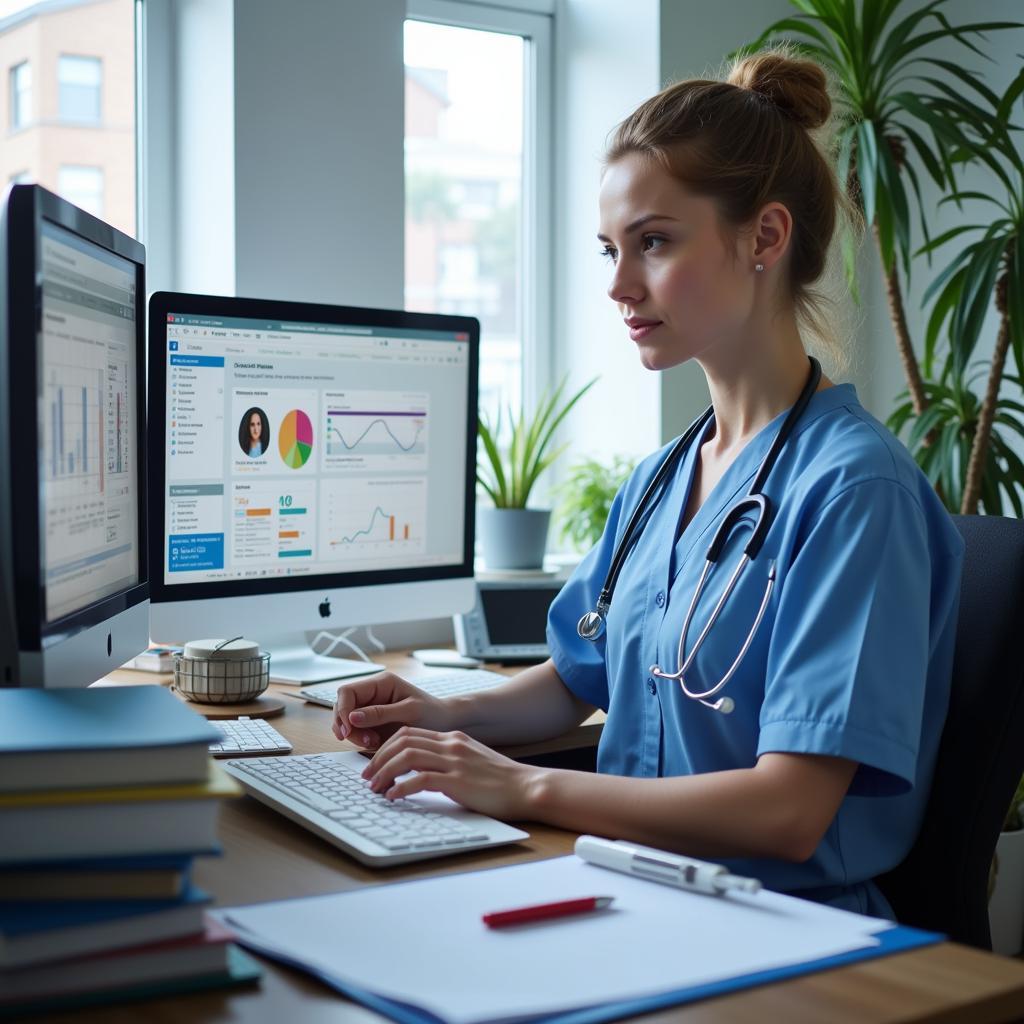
left=173, top=651, right=271, bottom=704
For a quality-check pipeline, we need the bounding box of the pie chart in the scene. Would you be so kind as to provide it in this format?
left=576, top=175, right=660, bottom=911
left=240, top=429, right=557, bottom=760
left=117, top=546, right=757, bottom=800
left=279, top=409, right=313, bottom=468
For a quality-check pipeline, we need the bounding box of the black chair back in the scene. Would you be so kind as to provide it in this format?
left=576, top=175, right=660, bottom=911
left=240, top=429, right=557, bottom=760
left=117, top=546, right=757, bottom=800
left=876, top=514, right=1024, bottom=948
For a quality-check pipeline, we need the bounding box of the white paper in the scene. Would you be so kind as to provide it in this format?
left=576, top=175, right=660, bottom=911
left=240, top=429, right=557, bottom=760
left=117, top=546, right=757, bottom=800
left=221, top=856, right=889, bottom=1024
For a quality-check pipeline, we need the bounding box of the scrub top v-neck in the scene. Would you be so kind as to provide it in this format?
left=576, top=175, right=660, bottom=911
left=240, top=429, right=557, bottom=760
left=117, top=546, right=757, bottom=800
left=547, top=383, right=964, bottom=916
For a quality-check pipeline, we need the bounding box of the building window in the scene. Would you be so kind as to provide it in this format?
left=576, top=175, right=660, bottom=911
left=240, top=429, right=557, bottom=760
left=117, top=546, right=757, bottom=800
left=0, top=2, right=134, bottom=236
left=9, top=171, right=32, bottom=185
left=58, top=55, right=102, bottom=124
left=404, top=6, right=552, bottom=422
left=10, top=62, right=31, bottom=130
left=57, top=165, right=104, bottom=217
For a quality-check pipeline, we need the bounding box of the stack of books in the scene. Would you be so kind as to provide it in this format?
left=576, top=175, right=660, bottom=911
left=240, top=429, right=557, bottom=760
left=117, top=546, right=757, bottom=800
left=0, top=686, right=261, bottom=1015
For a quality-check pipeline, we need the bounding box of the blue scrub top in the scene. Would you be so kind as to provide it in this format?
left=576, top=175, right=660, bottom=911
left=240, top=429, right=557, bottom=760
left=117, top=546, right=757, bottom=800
left=547, top=383, right=964, bottom=917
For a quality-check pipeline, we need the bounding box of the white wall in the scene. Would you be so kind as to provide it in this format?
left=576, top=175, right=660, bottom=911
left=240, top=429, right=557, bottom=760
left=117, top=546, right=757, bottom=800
left=233, top=0, right=405, bottom=307
left=144, top=0, right=405, bottom=309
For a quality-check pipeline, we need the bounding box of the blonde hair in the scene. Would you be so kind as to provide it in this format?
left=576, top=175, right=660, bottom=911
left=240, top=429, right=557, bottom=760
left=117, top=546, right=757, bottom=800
left=605, top=48, right=859, bottom=373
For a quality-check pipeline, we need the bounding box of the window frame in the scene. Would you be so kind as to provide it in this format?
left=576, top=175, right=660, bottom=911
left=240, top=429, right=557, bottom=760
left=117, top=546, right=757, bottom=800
left=10, top=60, right=31, bottom=131
left=57, top=53, right=103, bottom=125
left=404, top=0, right=554, bottom=416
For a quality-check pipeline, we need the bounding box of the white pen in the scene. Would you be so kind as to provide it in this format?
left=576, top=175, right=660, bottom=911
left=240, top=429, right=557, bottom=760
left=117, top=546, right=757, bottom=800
left=575, top=835, right=762, bottom=897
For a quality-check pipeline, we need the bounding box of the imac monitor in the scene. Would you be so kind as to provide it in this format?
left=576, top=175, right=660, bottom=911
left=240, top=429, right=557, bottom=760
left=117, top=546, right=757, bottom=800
left=147, top=292, right=479, bottom=682
left=0, top=184, right=149, bottom=688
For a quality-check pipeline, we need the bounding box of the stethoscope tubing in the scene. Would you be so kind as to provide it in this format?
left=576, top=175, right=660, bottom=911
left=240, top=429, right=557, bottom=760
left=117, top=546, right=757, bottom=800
left=576, top=356, right=822, bottom=711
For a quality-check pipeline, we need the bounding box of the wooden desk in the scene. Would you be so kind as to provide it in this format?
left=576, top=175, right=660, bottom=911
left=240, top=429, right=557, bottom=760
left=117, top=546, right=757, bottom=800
left=59, top=656, right=1024, bottom=1023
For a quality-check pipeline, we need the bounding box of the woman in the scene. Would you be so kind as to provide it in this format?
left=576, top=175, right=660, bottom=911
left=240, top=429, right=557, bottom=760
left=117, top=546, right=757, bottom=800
left=332, top=51, right=964, bottom=916
left=240, top=408, right=269, bottom=458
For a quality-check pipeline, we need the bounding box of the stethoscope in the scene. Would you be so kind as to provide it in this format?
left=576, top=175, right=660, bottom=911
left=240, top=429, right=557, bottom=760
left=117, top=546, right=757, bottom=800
left=577, top=356, right=822, bottom=715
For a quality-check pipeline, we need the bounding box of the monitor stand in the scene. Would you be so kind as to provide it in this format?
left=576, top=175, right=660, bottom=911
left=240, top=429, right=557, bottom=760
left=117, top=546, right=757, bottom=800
left=264, top=638, right=385, bottom=686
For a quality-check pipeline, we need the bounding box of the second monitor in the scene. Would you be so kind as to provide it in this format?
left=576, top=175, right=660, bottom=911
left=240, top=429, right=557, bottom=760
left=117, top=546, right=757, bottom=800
left=147, top=292, right=479, bottom=682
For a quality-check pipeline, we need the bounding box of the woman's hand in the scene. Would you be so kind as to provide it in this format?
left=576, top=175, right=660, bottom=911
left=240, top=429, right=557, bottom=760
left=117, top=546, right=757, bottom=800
left=361, top=726, right=544, bottom=821
left=332, top=672, right=455, bottom=750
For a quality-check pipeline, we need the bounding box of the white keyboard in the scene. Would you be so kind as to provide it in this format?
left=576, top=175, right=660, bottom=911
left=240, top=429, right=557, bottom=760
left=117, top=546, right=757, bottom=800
left=299, top=668, right=510, bottom=708
left=223, top=751, right=528, bottom=866
left=208, top=716, right=293, bottom=757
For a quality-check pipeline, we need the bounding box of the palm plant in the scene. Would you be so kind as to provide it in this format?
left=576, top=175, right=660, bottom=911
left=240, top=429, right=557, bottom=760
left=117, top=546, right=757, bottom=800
left=909, top=63, right=1024, bottom=513
left=744, top=0, right=1020, bottom=419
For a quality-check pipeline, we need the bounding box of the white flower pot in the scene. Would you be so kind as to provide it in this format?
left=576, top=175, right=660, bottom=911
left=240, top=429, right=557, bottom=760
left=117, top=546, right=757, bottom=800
left=990, top=827, right=1024, bottom=955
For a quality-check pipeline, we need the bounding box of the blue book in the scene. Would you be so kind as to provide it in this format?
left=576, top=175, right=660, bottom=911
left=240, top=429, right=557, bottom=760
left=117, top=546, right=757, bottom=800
left=0, top=686, right=220, bottom=792
left=0, top=884, right=211, bottom=969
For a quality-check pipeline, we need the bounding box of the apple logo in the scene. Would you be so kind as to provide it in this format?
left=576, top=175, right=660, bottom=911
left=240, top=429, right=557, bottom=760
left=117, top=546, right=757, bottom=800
left=318, top=597, right=331, bottom=618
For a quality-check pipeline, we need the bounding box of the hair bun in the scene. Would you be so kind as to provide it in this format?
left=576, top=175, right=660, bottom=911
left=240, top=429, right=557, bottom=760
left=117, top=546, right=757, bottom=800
left=728, top=51, right=831, bottom=130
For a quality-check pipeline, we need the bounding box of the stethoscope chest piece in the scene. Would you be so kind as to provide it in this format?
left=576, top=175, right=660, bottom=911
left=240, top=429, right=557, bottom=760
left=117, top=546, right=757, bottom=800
left=577, top=609, right=606, bottom=641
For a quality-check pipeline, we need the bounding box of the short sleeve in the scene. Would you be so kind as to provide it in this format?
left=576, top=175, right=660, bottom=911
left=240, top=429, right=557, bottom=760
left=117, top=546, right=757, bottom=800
left=758, top=479, right=931, bottom=796
left=545, top=482, right=635, bottom=710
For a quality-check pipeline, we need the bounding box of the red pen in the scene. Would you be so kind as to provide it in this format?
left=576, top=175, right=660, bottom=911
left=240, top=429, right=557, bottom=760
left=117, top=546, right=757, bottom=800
left=482, top=896, right=614, bottom=928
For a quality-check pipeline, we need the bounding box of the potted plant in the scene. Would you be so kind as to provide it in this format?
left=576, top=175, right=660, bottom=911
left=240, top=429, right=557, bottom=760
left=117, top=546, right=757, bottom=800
left=554, top=455, right=636, bottom=554
left=742, top=1, right=1024, bottom=512
left=477, top=377, right=596, bottom=570
left=990, top=774, right=1024, bottom=955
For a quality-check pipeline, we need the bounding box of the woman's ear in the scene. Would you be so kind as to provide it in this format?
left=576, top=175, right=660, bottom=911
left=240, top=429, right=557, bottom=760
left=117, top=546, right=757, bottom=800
left=751, top=202, right=793, bottom=272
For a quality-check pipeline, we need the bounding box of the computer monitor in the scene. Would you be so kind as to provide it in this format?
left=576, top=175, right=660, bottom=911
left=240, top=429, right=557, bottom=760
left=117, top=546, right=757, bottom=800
left=0, top=184, right=149, bottom=688
left=147, top=291, right=478, bottom=682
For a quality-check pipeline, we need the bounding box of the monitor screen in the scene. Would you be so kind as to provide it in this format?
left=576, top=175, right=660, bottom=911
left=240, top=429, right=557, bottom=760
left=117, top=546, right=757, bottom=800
left=39, top=221, right=140, bottom=622
left=158, top=307, right=472, bottom=588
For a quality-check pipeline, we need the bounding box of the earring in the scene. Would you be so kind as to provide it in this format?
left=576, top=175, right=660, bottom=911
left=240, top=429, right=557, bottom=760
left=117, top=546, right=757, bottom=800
left=755, top=263, right=765, bottom=273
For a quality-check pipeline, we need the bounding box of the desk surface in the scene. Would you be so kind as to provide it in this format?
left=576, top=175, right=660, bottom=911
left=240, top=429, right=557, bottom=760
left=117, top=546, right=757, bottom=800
left=53, top=654, right=1024, bottom=1024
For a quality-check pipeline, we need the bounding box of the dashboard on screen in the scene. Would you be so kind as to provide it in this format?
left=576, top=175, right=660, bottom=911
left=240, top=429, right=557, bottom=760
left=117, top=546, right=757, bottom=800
left=159, top=310, right=471, bottom=588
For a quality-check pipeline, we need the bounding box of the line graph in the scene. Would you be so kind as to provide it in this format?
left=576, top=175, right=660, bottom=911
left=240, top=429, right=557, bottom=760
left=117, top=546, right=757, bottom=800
left=322, top=390, right=429, bottom=472
left=325, top=412, right=426, bottom=456
left=321, top=477, right=426, bottom=563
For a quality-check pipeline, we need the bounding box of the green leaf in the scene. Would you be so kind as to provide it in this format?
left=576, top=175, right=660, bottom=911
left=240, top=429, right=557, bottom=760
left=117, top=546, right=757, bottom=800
left=924, top=265, right=967, bottom=377
left=996, top=61, right=1024, bottom=124
left=477, top=410, right=508, bottom=507
left=951, top=237, right=1008, bottom=374
left=877, top=136, right=911, bottom=276
left=920, top=58, right=1001, bottom=110
left=898, top=120, right=947, bottom=188
left=857, top=120, right=880, bottom=227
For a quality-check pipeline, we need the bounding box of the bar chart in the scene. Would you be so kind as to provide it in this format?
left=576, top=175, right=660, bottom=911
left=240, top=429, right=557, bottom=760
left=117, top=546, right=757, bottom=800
left=322, top=477, right=427, bottom=564
left=44, top=365, right=105, bottom=493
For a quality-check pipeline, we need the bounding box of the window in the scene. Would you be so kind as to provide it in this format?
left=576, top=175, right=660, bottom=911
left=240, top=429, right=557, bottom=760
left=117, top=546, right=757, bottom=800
left=404, top=4, right=552, bottom=422
left=0, top=2, right=135, bottom=235
left=9, top=171, right=32, bottom=185
left=10, top=61, right=31, bottom=130
left=59, top=55, right=102, bottom=124
left=57, top=165, right=104, bottom=217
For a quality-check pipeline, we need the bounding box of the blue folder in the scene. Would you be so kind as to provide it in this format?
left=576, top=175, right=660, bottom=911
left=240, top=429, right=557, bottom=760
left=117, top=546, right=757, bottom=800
left=226, top=919, right=941, bottom=1024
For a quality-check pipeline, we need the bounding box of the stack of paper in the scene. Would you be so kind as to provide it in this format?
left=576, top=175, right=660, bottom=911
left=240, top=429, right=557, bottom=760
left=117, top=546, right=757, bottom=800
left=0, top=686, right=260, bottom=1015
left=220, top=855, right=939, bottom=1024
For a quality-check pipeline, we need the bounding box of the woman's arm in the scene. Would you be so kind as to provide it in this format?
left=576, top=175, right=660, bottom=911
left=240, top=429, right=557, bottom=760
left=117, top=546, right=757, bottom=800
left=447, top=659, right=597, bottom=746
left=362, top=733, right=856, bottom=863
left=334, top=659, right=595, bottom=749
left=525, top=751, right=857, bottom=861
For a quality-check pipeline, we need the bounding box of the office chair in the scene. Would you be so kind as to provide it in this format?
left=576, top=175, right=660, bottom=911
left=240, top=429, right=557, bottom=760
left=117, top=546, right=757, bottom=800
left=875, top=514, right=1024, bottom=950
